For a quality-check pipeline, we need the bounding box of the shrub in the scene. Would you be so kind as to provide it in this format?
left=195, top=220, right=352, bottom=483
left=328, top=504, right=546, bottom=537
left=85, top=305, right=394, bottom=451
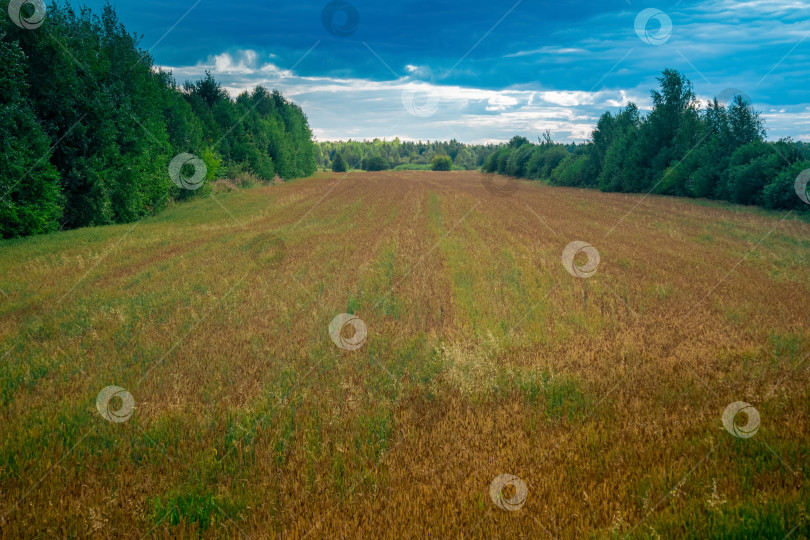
left=762, top=160, right=810, bottom=210
left=332, top=153, right=348, bottom=172
left=431, top=155, right=452, bottom=171
left=539, top=146, right=570, bottom=178
left=725, top=142, right=778, bottom=205
left=363, top=155, right=389, bottom=171
left=551, top=155, right=589, bottom=187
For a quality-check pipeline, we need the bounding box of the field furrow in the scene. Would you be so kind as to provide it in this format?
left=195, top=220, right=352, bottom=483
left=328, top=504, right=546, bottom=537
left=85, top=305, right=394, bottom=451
left=1, top=171, right=808, bottom=538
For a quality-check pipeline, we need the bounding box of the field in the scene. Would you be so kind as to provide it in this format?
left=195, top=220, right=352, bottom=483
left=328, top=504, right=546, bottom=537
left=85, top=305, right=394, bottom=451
left=1, top=170, right=809, bottom=538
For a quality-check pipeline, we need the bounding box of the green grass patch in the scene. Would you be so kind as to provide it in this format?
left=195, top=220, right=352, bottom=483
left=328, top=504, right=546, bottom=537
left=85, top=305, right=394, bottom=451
left=515, top=370, right=592, bottom=422
left=354, top=406, right=393, bottom=463
left=150, top=490, right=246, bottom=533
left=769, top=331, right=803, bottom=361
left=393, top=163, right=433, bottom=171
left=642, top=496, right=809, bottom=539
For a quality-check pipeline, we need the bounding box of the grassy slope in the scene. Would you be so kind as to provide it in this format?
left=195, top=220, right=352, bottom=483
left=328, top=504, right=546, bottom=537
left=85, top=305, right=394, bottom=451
left=0, top=171, right=808, bottom=538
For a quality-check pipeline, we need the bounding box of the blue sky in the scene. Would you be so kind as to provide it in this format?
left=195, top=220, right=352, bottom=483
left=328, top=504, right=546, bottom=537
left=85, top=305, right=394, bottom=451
left=75, top=0, right=808, bottom=143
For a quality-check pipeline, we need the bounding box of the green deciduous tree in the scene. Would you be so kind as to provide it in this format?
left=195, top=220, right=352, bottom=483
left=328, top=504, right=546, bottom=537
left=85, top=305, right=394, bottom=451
left=488, top=69, right=806, bottom=212
left=1, top=2, right=319, bottom=237
left=0, top=34, right=62, bottom=238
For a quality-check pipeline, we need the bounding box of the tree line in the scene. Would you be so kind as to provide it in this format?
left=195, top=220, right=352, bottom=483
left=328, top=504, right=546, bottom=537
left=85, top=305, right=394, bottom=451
left=484, top=69, right=809, bottom=211
left=1, top=1, right=317, bottom=239
left=318, top=139, right=499, bottom=172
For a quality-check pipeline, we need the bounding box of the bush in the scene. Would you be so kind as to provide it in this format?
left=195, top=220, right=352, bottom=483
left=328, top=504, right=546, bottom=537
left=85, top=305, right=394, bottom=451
left=332, top=153, right=348, bottom=172
left=539, top=146, right=569, bottom=178
left=762, top=160, right=810, bottom=210
left=201, top=146, right=223, bottom=182
left=482, top=149, right=500, bottom=173
left=725, top=142, right=778, bottom=205
left=551, top=155, right=589, bottom=187
left=363, top=155, right=389, bottom=171
left=218, top=162, right=260, bottom=190
left=173, top=146, right=219, bottom=201
left=432, top=155, right=452, bottom=171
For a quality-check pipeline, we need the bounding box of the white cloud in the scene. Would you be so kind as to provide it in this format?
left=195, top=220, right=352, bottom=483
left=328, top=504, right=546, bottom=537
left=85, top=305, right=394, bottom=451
left=486, top=95, right=520, bottom=111
left=212, top=50, right=256, bottom=74
left=160, top=49, right=652, bottom=142
left=158, top=24, right=807, bottom=144
left=174, top=49, right=294, bottom=78
left=695, top=0, right=810, bottom=19
left=538, top=91, right=597, bottom=107
left=605, top=90, right=635, bottom=108
left=505, top=46, right=589, bottom=58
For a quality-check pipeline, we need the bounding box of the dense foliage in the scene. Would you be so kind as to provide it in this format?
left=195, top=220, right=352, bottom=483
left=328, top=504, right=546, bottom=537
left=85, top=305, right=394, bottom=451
left=0, top=1, right=317, bottom=238
left=432, top=155, right=452, bottom=171
left=317, top=139, right=497, bottom=171
left=331, top=153, right=348, bottom=173
left=362, top=155, right=389, bottom=171
left=484, top=70, right=810, bottom=211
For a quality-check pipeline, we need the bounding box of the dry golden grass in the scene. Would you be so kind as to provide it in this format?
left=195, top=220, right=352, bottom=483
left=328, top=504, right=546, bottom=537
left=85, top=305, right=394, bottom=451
left=0, top=171, right=808, bottom=538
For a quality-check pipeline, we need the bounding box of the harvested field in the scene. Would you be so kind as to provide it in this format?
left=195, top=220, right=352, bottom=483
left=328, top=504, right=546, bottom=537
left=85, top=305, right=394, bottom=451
left=1, top=171, right=808, bottom=538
